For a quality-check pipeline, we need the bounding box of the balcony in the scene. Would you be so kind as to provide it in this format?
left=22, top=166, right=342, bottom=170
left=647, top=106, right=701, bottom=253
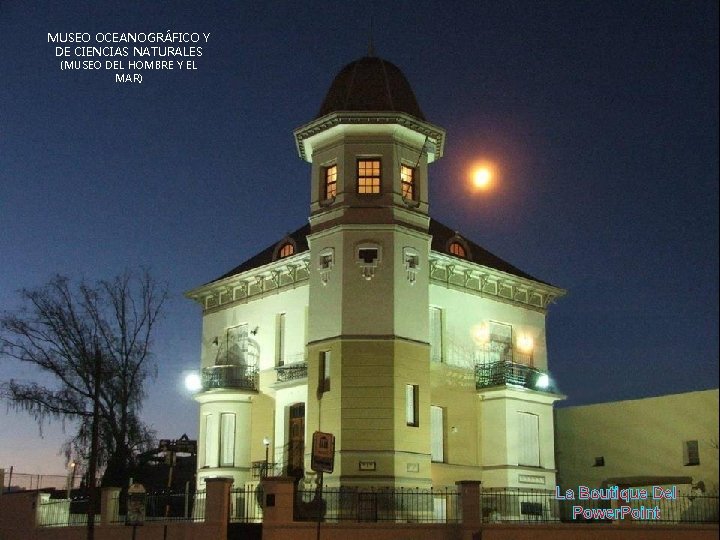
left=201, top=364, right=258, bottom=391
left=475, top=360, right=555, bottom=392
left=275, top=362, right=308, bottom=383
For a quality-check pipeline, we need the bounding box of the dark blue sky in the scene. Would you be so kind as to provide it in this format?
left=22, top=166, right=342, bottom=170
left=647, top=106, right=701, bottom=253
left=1, top=1, right=717, bottom=474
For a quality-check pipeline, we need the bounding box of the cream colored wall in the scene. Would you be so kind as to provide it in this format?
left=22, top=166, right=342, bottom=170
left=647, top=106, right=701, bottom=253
left=429, top=284, right=548, bottom=370
left=555, top=389, right=720, bottom=493
left=428, top=363, right=482, bottom=486
left=478, top=389, right=558, bottom=488
left=195, top=391, right=253, bottom=489
left=200, top=285, right=308, bottom=370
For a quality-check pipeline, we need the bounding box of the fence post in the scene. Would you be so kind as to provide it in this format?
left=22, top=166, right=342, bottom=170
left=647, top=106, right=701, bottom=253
left=0, top=469, right=4, bottom=496
left=101, top=487, right=121, bottom=524
left=260, top=477, right=296, bottom=525
left=205, top=477, right=233, bottom=540
left=456, top=480, right=481, bottom=540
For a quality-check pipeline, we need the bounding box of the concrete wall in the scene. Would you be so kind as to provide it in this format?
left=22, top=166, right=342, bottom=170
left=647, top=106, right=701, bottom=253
left=556, top=389, right=720, bottom=493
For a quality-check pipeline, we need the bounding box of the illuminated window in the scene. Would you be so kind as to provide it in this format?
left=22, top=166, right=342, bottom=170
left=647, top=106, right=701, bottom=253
left=357, top=159, right=381, bottom=194
left=279, top=243, right=295, bottom=258
left=401, top=165, right=415, bottom=199
left=449, top=242, right=466, bottom=258
left=324, top=165, right=337, bottom=199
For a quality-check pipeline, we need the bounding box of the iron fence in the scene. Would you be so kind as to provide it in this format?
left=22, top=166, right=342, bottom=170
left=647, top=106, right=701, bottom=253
left=36, top=495, right=95, bottom=527
left=295, top=486, right=461, bottom=523
left=479, top=488, right=719, bottom=524
left=109, top=489, right=206, bottom=523
left=230, top=486, right=264, bottom=522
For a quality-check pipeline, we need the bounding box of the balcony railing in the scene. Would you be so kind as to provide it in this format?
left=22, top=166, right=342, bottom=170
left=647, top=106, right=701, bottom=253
left=201, top=364, right=258, bottom=391
left=275, top=362, right=308, bottom=383
left=475, top=360, right=554, bottom=392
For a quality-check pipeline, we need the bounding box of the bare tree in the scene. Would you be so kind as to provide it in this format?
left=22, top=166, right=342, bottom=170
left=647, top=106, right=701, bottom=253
left=0, top=269, right=167, bottom=487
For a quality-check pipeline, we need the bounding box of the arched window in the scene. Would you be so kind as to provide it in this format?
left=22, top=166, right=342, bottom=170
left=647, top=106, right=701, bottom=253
left=279, top=243, right=295, bottom=258
left=449, top=242, right=466, bottom=258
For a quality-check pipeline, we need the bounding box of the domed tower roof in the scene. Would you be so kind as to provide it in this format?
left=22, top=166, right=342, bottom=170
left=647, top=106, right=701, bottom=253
left=316, top=56, right=425, bottom=120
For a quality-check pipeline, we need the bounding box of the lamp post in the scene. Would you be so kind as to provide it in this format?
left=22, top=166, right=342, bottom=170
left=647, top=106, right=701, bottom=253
left=66, top=462, right=76, bottom=499
left=262, top=437, right=270, bottom=478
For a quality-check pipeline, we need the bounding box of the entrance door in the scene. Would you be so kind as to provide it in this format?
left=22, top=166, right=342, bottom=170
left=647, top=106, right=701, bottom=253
left=288, top=403, right=305, bottom=477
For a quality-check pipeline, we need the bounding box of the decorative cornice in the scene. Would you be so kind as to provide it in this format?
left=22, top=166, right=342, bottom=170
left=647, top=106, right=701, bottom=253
left=428, top=252, right=566, bottom=312
left=293, top=111, right=446, bottom=162
left=185, top=252, right=310, bottom=312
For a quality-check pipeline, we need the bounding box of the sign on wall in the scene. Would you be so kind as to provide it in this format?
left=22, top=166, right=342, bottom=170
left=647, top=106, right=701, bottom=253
left=311, top=431, right=335, bottom=473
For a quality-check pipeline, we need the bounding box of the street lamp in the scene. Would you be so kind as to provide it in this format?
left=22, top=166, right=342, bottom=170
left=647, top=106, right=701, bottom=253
left=262, top=437, right=270, bottom=477
left=66, top=461, right=76, bottom=499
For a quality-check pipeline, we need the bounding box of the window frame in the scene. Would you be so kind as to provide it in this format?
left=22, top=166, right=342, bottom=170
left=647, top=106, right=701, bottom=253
left=449, top=242, right=466, bottom=258
left=406, top=384, right=419, bottom=427
left=401, top=164, right=416, bottom=200
left=324, top=164, right=338, bottom=199
left=357, top=159, right=382, bottom=194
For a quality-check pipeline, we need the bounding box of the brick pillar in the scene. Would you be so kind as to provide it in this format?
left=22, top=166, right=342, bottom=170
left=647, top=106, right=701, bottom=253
left=260, top=477, right=296, bottom=524
left=0, top=469, right=4, bottom=497
left=457, top=480, right=481, bottom=540
left=205, top=476, right=233, bottom=540
left=100, top=487, right=121, bottom=524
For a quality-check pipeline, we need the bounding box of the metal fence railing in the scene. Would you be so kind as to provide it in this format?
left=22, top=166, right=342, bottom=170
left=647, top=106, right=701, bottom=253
left=230, top=486, right=264, bottom=522
left=295, top=486, right=461, bottom=523
left=480, top=488, right=719, bottom=524
left=109, top=489, right=206, bottom=523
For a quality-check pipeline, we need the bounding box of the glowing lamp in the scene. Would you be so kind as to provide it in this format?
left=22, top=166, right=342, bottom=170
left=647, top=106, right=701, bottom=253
left=517, top=335, right=534, bottom=353
left=472, top=324, right=490, bottom=344
left=535, top=373, right=550, bottom=389
left=184, top=372, right=202, bottom=392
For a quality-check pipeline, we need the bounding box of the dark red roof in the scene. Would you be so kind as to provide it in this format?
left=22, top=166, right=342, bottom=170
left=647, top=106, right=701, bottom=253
left=207, top=219, right=548, bottom=286
left=317, top=56, right=425, bottom=120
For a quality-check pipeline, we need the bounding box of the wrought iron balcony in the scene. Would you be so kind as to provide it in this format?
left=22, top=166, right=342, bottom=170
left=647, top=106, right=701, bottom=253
left=475, top=360, right=554, bottom=392
left=201, top=364, right=258, bottom=391
left=275, top=362, right=308, bottom=383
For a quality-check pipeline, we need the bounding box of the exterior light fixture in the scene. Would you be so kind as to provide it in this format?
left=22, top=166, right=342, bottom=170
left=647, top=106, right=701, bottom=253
left=517, top=335, right=534, bottom=354
left=535, top=373, right=550, bottom=389
left=472, top=323, right=490, bottom=345
left=262, top=437, right=271, bottom=478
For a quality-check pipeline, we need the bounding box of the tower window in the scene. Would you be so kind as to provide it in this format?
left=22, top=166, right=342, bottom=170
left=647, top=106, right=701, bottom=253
left=357, top=159, right=381, bottom=194
left=449, top=242, right=466, bottom=258
left=279, top=243, right=295, bottom=258
left=401, top=165, right=415, bottom=199
left=324, top=165, right=337, bottom=199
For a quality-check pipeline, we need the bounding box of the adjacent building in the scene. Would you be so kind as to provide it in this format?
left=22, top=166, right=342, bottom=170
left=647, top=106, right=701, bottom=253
left=186, top=55, right=566, bottom=493
left=555, top=389, right=719, bottom=496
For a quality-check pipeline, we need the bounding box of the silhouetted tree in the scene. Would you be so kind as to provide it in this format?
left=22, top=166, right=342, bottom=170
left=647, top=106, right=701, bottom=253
left=0, top=269, right=167, bottom=487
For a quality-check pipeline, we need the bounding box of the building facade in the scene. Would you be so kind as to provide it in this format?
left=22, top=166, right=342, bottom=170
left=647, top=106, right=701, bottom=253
left=555, top=389, right=719, bottom=496
left=186, top=56, right=566, bottom=493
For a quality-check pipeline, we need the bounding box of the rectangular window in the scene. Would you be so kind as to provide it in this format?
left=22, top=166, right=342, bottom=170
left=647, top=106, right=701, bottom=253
left=684, top=440, right=700, bottom=466
left=275, top=313, right=286, bottom=366
left=204, top=414, right=218, bottom=468
left=406, top=384, right=419, bottom=427
left=220, top=413, right=236, bottom=467
left=401, top=165, right=415, bottom=199
left=431, top=405, right=445, bottom=462
left=357, top=159, right=381, bottom=194
left=429, top=307, right=443, bottom=363
left=324, top=165, right=337, bottom=199
left=518, top=412, right=540, bottom=467
left=319, top=351, right=331, bottom=392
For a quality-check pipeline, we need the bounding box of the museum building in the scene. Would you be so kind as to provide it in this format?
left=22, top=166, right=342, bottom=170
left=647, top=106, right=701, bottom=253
left=186, top=55, right=566, bottom=493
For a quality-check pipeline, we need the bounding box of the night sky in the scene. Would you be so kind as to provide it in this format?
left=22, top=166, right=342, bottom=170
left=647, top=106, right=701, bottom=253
left=1, top=1, right=717, bottom=475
